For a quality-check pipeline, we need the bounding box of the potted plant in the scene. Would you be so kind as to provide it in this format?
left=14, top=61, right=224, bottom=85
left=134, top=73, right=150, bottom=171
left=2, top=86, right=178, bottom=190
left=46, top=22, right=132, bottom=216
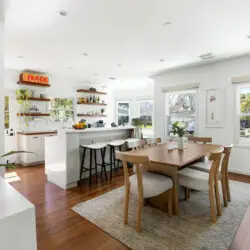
left=0, top=151, right=34, bottom=178
left=172, top=121, right=187, bottom=149
left=16, top=88, right=31, bottom=127
left=131, top=118, right=143, bottom=139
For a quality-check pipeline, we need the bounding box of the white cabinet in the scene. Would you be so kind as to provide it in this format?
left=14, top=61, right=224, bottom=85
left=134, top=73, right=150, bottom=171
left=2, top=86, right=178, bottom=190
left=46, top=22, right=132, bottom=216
left=17, top=133, right=57, bottom=166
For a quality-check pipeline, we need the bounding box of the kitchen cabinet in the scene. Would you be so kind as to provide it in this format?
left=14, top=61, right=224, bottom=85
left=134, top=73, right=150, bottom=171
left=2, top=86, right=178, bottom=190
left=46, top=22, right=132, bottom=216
left=17, top=132, right=57, bottom=166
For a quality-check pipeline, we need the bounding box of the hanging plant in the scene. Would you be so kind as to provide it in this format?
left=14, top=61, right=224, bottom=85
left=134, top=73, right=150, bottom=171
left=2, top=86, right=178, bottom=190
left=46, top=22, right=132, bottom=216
left=15, top=88, right=31, bottom=127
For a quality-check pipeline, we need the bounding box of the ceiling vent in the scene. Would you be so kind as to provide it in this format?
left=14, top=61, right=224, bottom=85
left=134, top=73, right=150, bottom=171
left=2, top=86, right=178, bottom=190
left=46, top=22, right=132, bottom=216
left=108, top=77, right=116, bottom=80
left=199, top=53, right=214, bottom=60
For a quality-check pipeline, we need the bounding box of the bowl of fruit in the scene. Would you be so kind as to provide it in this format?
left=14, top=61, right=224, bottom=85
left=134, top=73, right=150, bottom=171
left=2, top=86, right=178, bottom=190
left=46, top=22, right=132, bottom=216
left=72, top=122, right=87, bottom=130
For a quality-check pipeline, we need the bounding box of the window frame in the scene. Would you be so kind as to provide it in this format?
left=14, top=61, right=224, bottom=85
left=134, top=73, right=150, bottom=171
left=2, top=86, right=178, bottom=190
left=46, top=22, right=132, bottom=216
left=116, top=101, right=131, bottom=126
left=235, top=83, right=250, bottom=146
left=165, top=89, right=198, bottom=140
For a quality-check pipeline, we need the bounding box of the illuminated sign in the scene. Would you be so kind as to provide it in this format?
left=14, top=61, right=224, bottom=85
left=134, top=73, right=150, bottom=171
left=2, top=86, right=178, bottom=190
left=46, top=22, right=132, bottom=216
left=20, top=72, right=49, bottom=85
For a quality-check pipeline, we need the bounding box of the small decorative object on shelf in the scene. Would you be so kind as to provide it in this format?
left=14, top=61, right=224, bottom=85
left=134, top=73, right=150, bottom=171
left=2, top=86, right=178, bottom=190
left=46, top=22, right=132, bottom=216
left=172, top=121, right=187, bottom=149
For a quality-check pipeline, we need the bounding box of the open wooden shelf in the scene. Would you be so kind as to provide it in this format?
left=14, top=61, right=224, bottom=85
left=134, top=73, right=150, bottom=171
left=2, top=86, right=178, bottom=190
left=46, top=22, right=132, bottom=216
left=17, top=81, right=51, bottom=87
left=77, top=114, right=107, bottom=117
left=77, top=102, right=107, bottom=106
left=17, top=97, right=50, bottom=102
left=77, top=89, right=107, bottom=95
left=17, top=113, right=50, bottom=117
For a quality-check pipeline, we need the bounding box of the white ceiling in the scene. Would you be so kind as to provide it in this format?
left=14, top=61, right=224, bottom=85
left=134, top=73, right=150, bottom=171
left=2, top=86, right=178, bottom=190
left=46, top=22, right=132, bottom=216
left=4, top=0, right=250, bottom=87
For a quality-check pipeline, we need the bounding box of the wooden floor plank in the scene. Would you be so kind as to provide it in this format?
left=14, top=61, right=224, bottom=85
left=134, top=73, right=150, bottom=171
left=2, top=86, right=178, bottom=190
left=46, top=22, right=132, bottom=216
left=6, top=166, right=250, bottom=250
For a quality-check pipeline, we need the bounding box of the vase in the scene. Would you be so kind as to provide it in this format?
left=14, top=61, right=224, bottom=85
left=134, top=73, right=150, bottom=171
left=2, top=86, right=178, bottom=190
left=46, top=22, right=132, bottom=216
left=178, top=137, right=184, bottom=149
left=134, top=127, right=141, bottom=139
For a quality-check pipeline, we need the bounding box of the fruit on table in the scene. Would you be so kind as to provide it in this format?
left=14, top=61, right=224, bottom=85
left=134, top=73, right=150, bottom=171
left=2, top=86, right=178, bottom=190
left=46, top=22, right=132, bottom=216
left=73, top=122, right=87, bottom=129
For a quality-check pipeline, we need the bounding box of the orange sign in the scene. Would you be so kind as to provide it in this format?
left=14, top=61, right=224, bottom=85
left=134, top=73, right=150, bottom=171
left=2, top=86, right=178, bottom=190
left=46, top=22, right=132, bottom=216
left=20, top=72, right=49, bottom=85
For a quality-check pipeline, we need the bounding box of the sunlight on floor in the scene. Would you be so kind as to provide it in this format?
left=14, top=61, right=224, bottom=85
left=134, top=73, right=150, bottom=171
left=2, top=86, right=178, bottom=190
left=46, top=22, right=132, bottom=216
left=5, top=172, right=21, bottom=183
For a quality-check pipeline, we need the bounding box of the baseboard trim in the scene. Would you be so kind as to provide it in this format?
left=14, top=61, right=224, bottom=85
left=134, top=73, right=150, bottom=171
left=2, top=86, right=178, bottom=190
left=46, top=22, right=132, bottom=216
left=229, top=169, right=250, bottom=176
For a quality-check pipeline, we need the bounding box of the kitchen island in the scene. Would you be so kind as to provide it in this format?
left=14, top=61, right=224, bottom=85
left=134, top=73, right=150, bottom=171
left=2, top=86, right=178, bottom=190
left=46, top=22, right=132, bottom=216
left=45, top=127, right=133, bottom=189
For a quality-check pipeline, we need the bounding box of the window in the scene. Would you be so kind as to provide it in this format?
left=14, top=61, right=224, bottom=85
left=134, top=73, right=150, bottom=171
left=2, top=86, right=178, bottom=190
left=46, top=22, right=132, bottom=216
left=4, top=96, right=10, bottom=129
left=49, top=98, right=74, bottom=122
left=237, top=85, right=250, bottom=145
left=116, top=101, right=130, bottom=126
left=139, top=100, right=153, bottom=130
left=166, top=90, right=197, bottom=137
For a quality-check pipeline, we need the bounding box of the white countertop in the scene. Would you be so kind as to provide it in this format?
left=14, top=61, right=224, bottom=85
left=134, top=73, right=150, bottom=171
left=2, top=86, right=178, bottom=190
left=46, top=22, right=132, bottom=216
left=61, top=126, right=134, bottom=133
left=0, top=177, right=34, bottom=219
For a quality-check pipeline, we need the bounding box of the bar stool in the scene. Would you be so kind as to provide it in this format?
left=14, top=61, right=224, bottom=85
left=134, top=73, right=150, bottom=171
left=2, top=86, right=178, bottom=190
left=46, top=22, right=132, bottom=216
left=79, top=142, right=108, bottom=187
left=107, top=140, right=125, bottom=179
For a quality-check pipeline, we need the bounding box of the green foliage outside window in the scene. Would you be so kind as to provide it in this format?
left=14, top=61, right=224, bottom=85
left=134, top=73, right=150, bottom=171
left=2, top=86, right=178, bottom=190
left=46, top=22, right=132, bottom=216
left=4, top=96, right=9, bottom=129
left=49, top=98, right=74, bottom=122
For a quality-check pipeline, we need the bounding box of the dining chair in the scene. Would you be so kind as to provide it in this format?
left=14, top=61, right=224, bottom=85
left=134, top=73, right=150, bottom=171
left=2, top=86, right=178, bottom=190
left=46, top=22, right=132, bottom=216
left=146, top=137, right=162, bottom=146
left=116, top=151, right=173, bottom=232
left=178, top=148, right=224, bottom=223
left=188, top=144, right=233, bottom=207
left=188, top=136, right=212, bottom=144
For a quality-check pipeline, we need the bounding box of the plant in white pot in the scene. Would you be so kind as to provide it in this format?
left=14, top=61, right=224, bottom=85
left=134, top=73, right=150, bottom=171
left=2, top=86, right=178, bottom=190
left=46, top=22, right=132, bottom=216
left=172, top=121, right=187, bottom=149
left=0, top=151, right=34, bottom=178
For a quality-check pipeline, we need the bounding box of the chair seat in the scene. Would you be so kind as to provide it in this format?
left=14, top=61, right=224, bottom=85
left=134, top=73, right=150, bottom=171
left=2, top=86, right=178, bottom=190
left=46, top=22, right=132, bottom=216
left=189, top=162, right=222, bottom=179
left=129, top=172, right=173, bottom=198
left=80, top=143, right=107, bottom=150
left=108, top=140, right=125, bottom=147
left=178, top=168, right=210, bottom=191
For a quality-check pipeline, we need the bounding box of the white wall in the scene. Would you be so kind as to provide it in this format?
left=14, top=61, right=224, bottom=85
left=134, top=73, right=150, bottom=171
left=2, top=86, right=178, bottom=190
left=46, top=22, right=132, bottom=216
left=154, top=55, right=250, bottom=175
left=0, top=22, right=4, bottom=155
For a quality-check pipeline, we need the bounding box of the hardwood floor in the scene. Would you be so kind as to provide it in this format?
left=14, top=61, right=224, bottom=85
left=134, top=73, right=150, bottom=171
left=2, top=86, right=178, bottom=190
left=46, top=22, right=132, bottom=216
left=6, top=166, right=250, bottom=250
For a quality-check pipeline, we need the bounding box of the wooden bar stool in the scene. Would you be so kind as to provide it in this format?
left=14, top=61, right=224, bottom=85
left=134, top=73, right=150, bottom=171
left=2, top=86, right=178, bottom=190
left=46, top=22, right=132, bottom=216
left=79, top=143, right=108, bottom=187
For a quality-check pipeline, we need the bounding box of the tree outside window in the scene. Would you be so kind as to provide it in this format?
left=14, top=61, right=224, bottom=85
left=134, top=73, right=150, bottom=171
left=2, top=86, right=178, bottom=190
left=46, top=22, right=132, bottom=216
left=166, top=90, right=196, bottom=136
left=139, top=100, right=153, bottom=129
left=117, top=102, right=130, bottom=126
left=4, top=96, right=10, bottom=129
left=49, top=98, right=74, bottom=122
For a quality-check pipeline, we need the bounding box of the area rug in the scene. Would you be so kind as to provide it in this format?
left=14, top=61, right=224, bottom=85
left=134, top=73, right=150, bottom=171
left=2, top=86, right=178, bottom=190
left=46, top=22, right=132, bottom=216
left=72, top=181, right=250, bottom=250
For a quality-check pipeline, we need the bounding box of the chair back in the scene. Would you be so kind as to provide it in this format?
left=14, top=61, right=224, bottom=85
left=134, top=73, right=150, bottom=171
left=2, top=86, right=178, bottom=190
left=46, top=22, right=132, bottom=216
left=147, top=137, right=162, bottom=146
left=221, top=144, right=233, bottom=177
left=207, top=147, right=224, bottom=183
left=116, top=150, right=149, bottom=187
left=188, top=136, right=212, bottom=144
left=127, top=140, right=147, bottom=150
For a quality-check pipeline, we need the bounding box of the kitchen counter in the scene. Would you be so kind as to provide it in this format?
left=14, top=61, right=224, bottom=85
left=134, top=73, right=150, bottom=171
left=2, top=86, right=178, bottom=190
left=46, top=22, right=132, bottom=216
left=17, top=130, right=57, bottom=135
left=45, top=127, right=133, bottom=189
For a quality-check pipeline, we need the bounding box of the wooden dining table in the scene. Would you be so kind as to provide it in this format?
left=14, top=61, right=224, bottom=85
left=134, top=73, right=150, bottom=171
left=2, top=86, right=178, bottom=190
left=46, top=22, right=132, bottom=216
left=127, top=142, right=222, bottom=215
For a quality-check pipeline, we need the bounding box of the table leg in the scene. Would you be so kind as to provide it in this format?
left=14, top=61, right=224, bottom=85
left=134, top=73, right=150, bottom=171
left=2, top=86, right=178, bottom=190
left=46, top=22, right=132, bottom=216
left=146, top=163, right=179, bottom=216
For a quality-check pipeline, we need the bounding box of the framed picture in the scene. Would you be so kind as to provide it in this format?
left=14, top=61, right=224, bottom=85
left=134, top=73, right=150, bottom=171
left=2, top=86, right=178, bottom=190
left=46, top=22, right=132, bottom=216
left=206, top=88, right=226, bottom=127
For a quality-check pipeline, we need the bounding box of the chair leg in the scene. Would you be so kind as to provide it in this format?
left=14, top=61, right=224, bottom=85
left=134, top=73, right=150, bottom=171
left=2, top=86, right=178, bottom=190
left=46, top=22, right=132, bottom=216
left=109, top=146, right=112, bottom=180
left=214, top=180, right=222, bottom=216
left=89, top=149, right=92, bottom=187
left=221, top=175, right=228, bottom=207
left=225, top=173, right=231, bottom=202
left=80, top=147, right=86, bottom=181
left=209, top=185, right=217, bottom=223
left=185, top=187, right=189, bottom=200
left=124, top=184, right=130, bottom=225
left=101, top=148, right=108, bottom=181
left=94, top=149, right=98, bottom=184
left=136, top=198, right=143, bottom=233
left=112, top=146, right=117, bottom=176
left=168, top=189, right=173, bottom=216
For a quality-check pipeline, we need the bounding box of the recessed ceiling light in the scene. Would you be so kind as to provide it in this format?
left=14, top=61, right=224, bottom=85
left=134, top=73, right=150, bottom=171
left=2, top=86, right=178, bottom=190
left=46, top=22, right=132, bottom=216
left=199, top=53, right=214, bottom=60
left=67, top=67, right=73, bottom=70
left=117, top=64, right=122, bottom=67
left=17, top=56, right=24, bottom=59
left=108, top=77, right=116, bottom=80
left=59, top=10, right=68, bottom=16
left=93, top=74, right=98, bottom=77
left=160, top=59, right=164, bottom=62
left=247, top=35, right=250, bottom=39
left=162, top=21, right=172, bottom=26
left=82, top=53, right=88, bottom=56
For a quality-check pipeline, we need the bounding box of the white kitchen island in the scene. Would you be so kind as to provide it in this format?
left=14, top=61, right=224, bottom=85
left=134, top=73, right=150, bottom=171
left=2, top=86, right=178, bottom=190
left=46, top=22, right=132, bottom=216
left=45, top=127, right=133, bottom=189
